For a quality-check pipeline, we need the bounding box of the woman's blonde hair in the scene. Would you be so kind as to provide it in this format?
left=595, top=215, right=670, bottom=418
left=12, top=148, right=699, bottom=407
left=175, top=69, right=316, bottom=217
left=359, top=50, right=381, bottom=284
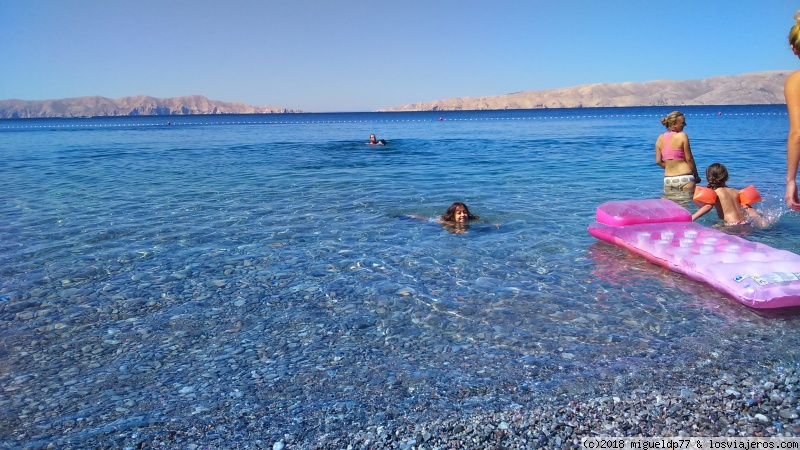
left=790, top=10, right=800, bottom=48
left=660, top=111, right=684, bottom=130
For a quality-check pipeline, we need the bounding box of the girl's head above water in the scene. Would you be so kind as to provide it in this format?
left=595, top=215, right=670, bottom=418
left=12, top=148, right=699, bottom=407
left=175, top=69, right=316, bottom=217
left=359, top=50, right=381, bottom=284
left=441, top=202, right=479, bottom=223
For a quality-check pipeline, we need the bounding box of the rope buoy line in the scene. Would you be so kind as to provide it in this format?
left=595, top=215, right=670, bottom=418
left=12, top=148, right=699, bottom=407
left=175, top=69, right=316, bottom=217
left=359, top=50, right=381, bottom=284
left=0, top=111, right=787, bottom=129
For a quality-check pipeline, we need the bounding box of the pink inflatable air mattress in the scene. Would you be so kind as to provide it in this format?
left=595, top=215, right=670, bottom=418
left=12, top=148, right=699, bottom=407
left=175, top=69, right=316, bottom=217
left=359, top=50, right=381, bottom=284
left=588, top=199, right=800, bottom=309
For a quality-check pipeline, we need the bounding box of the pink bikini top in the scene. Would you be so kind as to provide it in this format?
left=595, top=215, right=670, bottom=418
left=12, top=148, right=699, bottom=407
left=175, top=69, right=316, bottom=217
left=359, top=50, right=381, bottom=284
left=661, top=131, right=685, bottom=161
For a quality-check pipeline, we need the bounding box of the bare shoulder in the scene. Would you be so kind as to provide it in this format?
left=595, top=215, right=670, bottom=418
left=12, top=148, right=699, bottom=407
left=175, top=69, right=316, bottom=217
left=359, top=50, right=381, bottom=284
left=787, top=70, right=800, bottom=90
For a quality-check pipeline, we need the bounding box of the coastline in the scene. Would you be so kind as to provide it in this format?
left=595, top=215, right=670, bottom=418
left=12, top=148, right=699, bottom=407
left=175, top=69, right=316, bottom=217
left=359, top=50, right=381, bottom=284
left=0, top=71, right=789, bottom=119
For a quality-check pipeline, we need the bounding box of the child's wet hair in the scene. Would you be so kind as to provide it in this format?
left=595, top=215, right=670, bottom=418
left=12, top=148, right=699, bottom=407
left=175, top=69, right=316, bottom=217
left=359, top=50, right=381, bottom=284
left=441, top=202, right=479, bottom=222
left=706, top=163, right=729, bottom=190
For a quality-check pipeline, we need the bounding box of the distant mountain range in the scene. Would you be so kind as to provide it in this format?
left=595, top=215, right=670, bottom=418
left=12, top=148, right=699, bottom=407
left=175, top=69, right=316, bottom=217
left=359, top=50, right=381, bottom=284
left=0, top=71, right=792, bottom=118
left=379, top=70, right=791, bottom=112
left=0, top=95, right=300, bottom=119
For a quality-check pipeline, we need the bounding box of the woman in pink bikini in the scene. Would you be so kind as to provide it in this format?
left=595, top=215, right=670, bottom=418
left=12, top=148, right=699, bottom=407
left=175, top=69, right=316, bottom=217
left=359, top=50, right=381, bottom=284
left=655, top=111, right=701, bottom=193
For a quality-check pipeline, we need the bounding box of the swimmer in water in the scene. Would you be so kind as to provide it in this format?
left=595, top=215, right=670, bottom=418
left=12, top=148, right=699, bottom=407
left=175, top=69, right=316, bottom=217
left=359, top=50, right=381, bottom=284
left=407, top=202, right=482, bottom=234
left=367, top=134, right=387, bottom=145
left=691, top=163, right=767, bottom=227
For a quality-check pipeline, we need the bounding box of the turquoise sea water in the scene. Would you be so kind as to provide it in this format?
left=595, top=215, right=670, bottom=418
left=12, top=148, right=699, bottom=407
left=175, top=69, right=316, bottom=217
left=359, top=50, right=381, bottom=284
left=2, top=105, right=800, bottom=445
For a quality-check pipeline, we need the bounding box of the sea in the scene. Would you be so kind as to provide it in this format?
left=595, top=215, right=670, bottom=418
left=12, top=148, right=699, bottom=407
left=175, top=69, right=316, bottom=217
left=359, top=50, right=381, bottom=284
left=1, top=104, right=800, bottom=446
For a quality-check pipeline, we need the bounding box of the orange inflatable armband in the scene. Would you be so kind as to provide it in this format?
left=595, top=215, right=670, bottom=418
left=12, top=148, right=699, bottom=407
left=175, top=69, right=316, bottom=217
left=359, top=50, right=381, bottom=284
left=693, top=186, right=717, bottom=207
left=739, top=185, right=762, bottom=206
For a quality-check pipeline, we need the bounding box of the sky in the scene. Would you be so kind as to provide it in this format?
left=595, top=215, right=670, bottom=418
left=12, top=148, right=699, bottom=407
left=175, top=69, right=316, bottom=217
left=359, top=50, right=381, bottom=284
left=1, top=0, right=799, bottom=112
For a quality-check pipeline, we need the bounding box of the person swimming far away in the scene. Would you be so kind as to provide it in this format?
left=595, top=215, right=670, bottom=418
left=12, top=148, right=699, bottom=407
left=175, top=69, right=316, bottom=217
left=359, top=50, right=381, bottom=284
left=366, top=134, right=387, bottom=145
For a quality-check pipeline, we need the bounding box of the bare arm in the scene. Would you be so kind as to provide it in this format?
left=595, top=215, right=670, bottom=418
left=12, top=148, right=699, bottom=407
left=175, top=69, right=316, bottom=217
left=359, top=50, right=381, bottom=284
left=691, top=204, right=713, bottom=221
left=743, top=205, right=767, bottom=227
left=406, top=214, right=428, bottom=221
left=786, top=71, right=800, bottom=210
left=655, top=135, right=665, bottom=169
left=681, top=133, right=701, bottom=182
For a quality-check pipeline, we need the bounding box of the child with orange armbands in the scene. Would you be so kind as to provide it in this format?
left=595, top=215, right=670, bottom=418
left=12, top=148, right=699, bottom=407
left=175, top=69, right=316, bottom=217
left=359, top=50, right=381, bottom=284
left=691, top=163, right=767, bottom=227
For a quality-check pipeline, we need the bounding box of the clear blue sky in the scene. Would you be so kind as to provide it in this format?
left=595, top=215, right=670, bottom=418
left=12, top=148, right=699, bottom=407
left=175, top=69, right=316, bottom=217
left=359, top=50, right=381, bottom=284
left=1, top=0, right=798, bottom=112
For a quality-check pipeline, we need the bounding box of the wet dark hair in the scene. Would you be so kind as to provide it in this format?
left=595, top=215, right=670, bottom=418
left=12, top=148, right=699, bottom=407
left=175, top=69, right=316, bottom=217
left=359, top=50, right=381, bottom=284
left=706, top=163, right=729, bottom=190
left=440, top=202, right=479, bottom=222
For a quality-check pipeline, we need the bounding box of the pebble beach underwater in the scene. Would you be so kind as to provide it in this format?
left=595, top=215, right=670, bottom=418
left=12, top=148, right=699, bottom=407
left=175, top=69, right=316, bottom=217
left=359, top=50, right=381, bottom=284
left=4, top=105, right=800, bottom=448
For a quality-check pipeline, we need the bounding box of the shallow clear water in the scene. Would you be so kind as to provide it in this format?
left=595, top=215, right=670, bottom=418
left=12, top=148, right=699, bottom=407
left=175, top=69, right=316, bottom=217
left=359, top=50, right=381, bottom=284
left=2, top=105, right=800, bottom=444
